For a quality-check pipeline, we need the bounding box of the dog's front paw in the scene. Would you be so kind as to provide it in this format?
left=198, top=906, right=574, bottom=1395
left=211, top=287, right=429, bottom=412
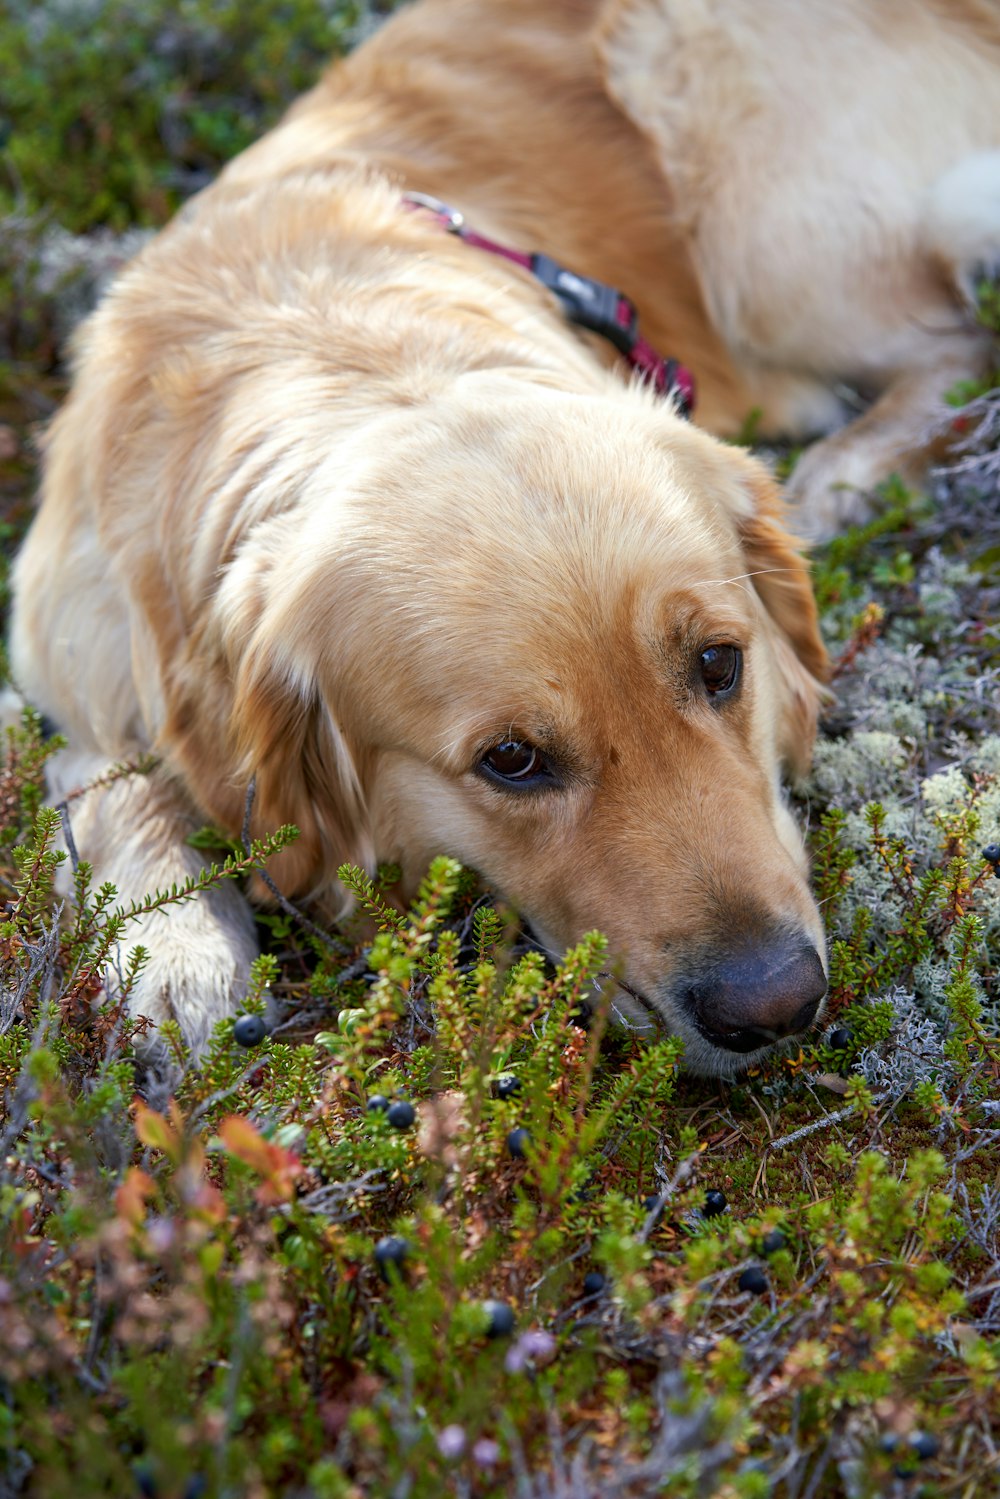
left=112, top=883, right=260, bottom=1060
left=782, top=438, right=887, bottom=542
left=781, top=368, right=957, bottom=542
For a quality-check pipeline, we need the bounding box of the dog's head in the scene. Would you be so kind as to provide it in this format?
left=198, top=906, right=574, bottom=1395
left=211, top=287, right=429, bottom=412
left=223, top=380, right=829, bottom=1073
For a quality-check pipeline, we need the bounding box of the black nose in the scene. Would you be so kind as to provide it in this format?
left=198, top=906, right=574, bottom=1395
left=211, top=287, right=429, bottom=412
left=682, top=941, right=827, bottom=1053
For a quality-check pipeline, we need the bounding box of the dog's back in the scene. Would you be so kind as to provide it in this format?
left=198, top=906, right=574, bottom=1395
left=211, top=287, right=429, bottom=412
left=219, top=0, right=1000, bottom=529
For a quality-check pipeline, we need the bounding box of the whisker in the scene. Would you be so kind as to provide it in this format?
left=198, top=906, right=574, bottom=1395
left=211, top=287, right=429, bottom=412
left=700, top=566, right=799, bottom=587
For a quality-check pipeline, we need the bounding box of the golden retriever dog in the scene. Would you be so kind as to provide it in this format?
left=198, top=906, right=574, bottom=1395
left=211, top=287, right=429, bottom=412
left=15, top=0, right=997, bottom=1067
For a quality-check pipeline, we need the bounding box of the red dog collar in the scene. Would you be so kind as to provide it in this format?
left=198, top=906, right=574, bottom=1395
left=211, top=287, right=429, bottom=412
left=403, top=192, right=695, bottom=417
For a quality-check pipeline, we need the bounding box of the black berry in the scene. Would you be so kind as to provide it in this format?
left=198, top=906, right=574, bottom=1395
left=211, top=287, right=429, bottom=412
left=133, top=1466, right=157, bottom=1498
left=570, top=1175, right=596, bottom=1203
left=642, top=1194, right=664, bottom=1222
left=386, top=1100, right=416, bottom=1130
left=366, top=1093, right=390, bottom=1113
left=233, top=1013, right=267, bottom=1048
left=374, top=1236, right=410, bottom=1280
left=878, top=1433, right=900, bottom=1455
left=703, top=1189, right=727, bottom=1218
left=982, top=843, right=1000, bottom=864
left=828, top=1027, right=854, bottom=1051
left=507, top=1127, right=531, bottom=1159
left=908, top=1432, right=939, bottom=1461
left=582, top=1271, right=606, bottom=1297
left=737, top=1266, right=768, bottom=1295
left=494, top=1074, right=521, bottom=1100
left=760, top=1229, right=786, bottom=1256
left=482, top=1298, right=516, bottom=1338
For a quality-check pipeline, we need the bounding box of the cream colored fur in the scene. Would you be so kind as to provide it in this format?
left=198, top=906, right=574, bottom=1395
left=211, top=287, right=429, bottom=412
left=598, top=0, right=1000, bottom=533
left=17, top=0, right=997, bottom=1064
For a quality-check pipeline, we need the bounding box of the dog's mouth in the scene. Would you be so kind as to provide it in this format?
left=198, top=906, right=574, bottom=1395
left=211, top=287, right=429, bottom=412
left=690, top=1019, right=780, bottom=1054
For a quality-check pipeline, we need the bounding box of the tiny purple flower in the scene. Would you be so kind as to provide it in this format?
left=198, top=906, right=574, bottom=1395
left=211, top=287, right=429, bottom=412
left=472, top=1438, right=501, bottom=1469
left=437, top=1424, right=466, bottom=1460
left=145, top=1216, right=176, bottom=1255
left=504, top=1328, right=556, bottom=1373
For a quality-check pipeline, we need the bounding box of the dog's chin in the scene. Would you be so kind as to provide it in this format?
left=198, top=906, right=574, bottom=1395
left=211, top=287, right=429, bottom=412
left=669, top=1026, right=797, bottom=1079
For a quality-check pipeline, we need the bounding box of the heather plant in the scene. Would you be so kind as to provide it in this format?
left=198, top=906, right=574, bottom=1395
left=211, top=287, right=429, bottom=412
left=0, top=0, right=370, bottom=234
left=2, top=758, right=1000, bottom=1493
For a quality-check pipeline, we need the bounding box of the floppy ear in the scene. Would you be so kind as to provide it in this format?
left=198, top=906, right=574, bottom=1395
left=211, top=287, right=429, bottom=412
left=734, top=458, right=831, bottom=776
left=230, top=642, right=375, bottom=906
left=153, top=529, right=375, bottom=908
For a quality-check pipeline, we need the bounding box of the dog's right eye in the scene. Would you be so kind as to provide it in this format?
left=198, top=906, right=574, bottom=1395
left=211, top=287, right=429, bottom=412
left=699, top=643, right=742, bottom=698
left=479, top=739, right=553, bottom=788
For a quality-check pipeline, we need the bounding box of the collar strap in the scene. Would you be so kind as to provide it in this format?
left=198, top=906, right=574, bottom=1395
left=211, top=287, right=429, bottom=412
left=402, top=192, right=695, bottom=417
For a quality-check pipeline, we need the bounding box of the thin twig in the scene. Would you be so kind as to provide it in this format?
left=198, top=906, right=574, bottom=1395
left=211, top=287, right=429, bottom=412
left=55, top=798, right=80, bottom=872
left=767, top=1095, right=888, bottom=1153
left=637, top=1153, right=698, bottom=1243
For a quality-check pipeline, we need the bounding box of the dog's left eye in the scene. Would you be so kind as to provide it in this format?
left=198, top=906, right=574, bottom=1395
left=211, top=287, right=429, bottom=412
left=479, top=739, right=553, bottom=788
left=699, top=644, right=742, bottom=697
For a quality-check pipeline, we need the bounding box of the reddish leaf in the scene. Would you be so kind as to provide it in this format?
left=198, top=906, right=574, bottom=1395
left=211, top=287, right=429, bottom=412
left=218, top=1114, right=302, bottom=1204
left=115, top=1166, right=156, bottom=1228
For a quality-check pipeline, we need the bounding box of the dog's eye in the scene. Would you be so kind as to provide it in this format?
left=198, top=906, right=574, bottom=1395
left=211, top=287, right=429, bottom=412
left=480, top=739, right=552, bottom=787
left=699, top=644, right=742, bottom=697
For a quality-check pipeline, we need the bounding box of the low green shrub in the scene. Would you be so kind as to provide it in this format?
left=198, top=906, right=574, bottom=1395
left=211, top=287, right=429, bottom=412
left=1, top=685, right=999, bottom=1493
left=0, top=0, right=368, bottom=234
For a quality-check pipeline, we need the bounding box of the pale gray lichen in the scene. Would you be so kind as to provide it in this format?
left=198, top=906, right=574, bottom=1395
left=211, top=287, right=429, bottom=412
left=856, top=989, right=952, bottom=1095
left=810, top=730, right=910, bottom=805
left=801, top=485, right=999, bottom=1054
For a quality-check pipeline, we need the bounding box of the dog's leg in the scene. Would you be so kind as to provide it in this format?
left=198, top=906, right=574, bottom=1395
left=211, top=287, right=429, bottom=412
left=782, top=358, right=977, bottom=539
left=10, top=499, right=260, bottom=1060
left=50, top=746, right=259, bottom=1060
left=788, top=151, right=1000, bottom=539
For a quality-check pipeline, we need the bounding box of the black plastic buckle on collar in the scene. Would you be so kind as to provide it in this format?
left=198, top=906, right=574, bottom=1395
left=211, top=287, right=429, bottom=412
left=529, top=254, right=637, bottom=356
